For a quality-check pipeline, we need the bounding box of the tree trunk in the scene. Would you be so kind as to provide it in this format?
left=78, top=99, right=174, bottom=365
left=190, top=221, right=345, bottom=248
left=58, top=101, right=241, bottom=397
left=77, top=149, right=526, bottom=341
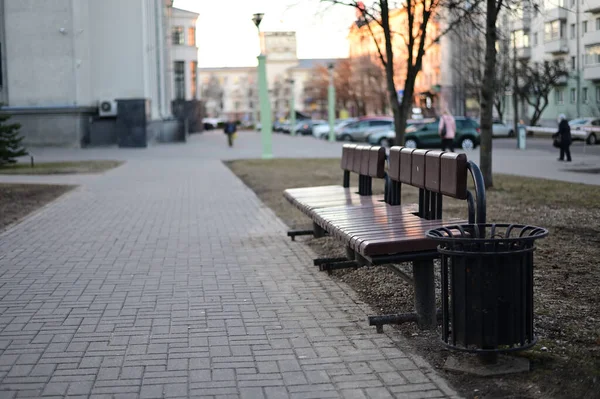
left=479, top=0, right=499, bottom=189
left=379, top=1, right=402, bottom=144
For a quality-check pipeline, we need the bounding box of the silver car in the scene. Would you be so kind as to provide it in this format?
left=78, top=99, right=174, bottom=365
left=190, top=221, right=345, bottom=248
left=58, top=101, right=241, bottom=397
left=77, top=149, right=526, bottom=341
left=337, top=118, right=394, bottom=142
left=492, top=119, right=516, bottom=137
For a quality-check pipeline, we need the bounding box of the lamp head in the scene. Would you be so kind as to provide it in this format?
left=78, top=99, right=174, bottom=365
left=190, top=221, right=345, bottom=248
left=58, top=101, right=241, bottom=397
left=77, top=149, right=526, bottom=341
left=252, top=13, right=264, bottom=29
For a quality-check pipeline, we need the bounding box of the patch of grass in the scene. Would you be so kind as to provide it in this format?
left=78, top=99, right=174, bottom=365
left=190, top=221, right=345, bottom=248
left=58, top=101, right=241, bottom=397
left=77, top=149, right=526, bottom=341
left=0, top=160, right=124, bottom=175
left=227, top=157, right=600, bottom=399
left=0, top=184, right=74, bottom=231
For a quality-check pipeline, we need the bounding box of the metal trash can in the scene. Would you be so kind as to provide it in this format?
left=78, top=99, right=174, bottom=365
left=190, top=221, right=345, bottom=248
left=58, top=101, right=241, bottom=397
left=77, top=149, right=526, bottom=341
left=426, top=224, right=548, bottom=358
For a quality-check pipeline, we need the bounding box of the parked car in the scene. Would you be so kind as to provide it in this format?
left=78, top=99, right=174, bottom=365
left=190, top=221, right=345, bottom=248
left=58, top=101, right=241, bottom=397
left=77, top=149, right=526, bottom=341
left=273, top=120, right=286, bottom=132
left=337, top=117, right=394, bottom=142
left=312, top=118, right=359, bottom=139
left=492, top=119, right=515, bottom=137
left=569, top=117, right=600, bottom=144
left=295, top=119, right=327, bottom=135
left=404, top=117, right=481, bottom=150
left=366, top=119, right=435, bottom=147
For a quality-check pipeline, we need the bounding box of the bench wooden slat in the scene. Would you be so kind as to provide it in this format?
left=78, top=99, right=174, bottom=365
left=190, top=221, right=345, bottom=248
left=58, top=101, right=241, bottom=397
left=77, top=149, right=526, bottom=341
left=360, top=146, right=371, bottom=175
left=368, top=147, right=386, bottom=178
left=356, top=218, right=466, bottom=256
left=388, top=147, right=401, bottom=181
left=425, top=150, right=443, bottom=192
left=399, top=148, right=414, bottom=184
left=341, top=144, right=357, bottom=170
left=440, top=152, right=468, bottom=199
left=410, top=149, right=429, bottom=188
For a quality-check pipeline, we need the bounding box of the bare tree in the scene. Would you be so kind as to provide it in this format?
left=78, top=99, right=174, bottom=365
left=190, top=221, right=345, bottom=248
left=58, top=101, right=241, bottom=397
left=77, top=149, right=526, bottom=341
left=478, top=0, right=503, bottom=189
left=200, top=74, right=224, bottom=118
left=517, top=59, right=569, bottom=126
left=323, top=0, right=480, bottom=145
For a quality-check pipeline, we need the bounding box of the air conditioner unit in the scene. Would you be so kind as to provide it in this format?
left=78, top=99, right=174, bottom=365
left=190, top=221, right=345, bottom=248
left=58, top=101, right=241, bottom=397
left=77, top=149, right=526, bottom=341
left=98, top=100, right=117, bottom=117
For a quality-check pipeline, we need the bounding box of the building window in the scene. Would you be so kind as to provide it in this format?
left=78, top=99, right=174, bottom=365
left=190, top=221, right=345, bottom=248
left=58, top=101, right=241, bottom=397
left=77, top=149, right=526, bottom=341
left=596, top=18, right=600, bottom=31
left=188, top=27, right=196, bottom=46
left=585, top=44, right=600, bottom=65
left=571, top=56, right=576, bottom=70
left=190, top=61, right=197, bottom=99
left=172, top=26, right=184, bottom=45
left=570, top=88, right=576, bottom=103
left=583, top=21, right=588, bottom=34
left=533, top=32, right=538, bottom=46
left=555, top=88, right=564, bottom=104
left=545, top=20, right=566, bottom=41
left=596, top=86, right=600, bottom=103
left=514, top=30, right=529, bottom=48
left=174, top=61, right=185, bottom=100
left=583, top=87, right=588, bottom=103
left=571, top=24, right=575, bottom=38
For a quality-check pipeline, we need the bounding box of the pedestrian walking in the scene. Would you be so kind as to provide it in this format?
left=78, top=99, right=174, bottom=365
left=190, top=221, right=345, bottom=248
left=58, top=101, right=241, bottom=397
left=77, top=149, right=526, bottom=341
left=223, top=119, right=237, bottom=148
left=553, top=114, right=572, bottom=162
left=438, top=109, right=456, bottom=152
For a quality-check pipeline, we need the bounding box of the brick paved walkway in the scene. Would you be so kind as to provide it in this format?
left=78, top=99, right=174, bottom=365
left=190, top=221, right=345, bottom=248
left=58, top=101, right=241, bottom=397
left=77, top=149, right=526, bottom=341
left=0, top=132, right=459, bottom=398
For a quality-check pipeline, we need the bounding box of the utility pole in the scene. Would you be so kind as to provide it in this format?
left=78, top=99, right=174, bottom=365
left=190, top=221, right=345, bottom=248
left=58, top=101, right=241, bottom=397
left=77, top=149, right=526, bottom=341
left=287, top=79, right=296, bottom=136
left=512, top=30, right=519, bottom=148
left=327, top=63, right=336, bottom=142
left=576, top=0, right=581, bottom=118
left=253, top=13, right=273, bottom=159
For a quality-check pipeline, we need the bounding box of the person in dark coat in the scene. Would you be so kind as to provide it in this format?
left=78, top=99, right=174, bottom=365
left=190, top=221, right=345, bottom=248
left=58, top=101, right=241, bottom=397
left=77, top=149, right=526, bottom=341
left=555, top=113, right=572, bottom=162
left=223, top=119, right=237, bottom=148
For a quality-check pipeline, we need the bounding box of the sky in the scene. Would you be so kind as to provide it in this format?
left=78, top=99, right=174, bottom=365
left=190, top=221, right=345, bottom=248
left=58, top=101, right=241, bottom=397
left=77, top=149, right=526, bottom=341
left=173, top=0, right=357, bottom=68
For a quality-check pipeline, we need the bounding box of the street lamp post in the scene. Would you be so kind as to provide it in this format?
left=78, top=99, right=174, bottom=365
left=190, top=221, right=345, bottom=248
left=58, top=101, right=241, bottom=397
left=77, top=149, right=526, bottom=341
left=327, top=63, right=336, bottom=142
left=253, top=13, right=273, bottom=159
left=287, top=79, right=296, bottom=136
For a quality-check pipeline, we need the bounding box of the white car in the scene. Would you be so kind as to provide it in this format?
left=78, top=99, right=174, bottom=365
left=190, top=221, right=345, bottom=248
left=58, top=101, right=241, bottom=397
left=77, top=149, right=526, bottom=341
left=312, top=119, right=358, bottom=139
left=492, top=120, right=515, bottom=137
left=569, top=118, right=600, bottom=145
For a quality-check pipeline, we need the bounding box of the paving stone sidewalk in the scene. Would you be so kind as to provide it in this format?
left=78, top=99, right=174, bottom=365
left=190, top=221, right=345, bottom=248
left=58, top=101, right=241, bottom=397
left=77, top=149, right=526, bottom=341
left=0, top=135, right=460, bottom=398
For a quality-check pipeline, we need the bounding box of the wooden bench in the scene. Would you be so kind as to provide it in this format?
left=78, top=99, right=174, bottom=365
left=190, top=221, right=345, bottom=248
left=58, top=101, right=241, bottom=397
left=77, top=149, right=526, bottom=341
left=283, top=144, right=389, bottom=241
left=287, top=146, right=486, bottom=330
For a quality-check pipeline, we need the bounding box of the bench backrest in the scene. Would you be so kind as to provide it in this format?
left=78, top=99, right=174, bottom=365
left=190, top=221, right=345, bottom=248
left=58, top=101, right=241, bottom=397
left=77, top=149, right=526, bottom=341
left=387, top=146, right=484, bottom=223
left=340, top=144, right=386, bottom=194
left=388, top=148, right=468, bottom=199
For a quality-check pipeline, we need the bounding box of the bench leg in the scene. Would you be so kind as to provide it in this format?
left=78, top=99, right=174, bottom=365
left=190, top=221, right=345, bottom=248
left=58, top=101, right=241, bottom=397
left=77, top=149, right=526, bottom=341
left=287, top=229, right=313, bottom=241
left=287, top=222, right=327, bottom=241
left=313, top=222, right=326, bottom=238
left=313, top=257, right=347, bottom=266
left=413, top=260, right=437, bottom=330
left=319, top=260, right=358, bottom=272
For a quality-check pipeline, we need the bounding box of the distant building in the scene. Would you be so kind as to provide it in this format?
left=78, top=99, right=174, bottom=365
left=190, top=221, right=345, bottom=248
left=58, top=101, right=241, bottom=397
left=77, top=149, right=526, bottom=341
left=504, top=0, right=600, bottom=126
left=0, top=0, right=182, bottom=147
left=198, top=31, right=343, bottom=123
left=347, top=8, right=443, bottom=117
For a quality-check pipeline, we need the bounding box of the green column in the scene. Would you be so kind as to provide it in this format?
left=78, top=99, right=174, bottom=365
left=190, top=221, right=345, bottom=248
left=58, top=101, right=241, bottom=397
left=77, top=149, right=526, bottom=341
left=290, top=80, right=296, bottom=136
left=328, top=71, right=336, bottom=142
left=257, top=54, right=272, bottom=159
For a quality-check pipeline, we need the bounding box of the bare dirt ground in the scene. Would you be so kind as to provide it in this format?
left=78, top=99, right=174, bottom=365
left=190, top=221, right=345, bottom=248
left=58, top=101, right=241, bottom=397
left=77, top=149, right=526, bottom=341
left=0, top=184, right=74, bottom=232
left=0, top=160, right=124, bottom=175
left=228, top=158, right=600, bottom=399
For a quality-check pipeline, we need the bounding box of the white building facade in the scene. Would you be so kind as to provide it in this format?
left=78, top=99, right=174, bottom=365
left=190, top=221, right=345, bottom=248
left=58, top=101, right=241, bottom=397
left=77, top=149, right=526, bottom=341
left=0, top=0, right=179, bottom=147
left=171, top=7, right=199, bottom=101
left=505, top=0, right=600, bottom=126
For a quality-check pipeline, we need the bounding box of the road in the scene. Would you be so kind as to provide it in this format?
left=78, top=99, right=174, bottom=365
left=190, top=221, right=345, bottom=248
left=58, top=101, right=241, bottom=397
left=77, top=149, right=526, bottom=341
left=492, top=137, right=600, bottom=156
